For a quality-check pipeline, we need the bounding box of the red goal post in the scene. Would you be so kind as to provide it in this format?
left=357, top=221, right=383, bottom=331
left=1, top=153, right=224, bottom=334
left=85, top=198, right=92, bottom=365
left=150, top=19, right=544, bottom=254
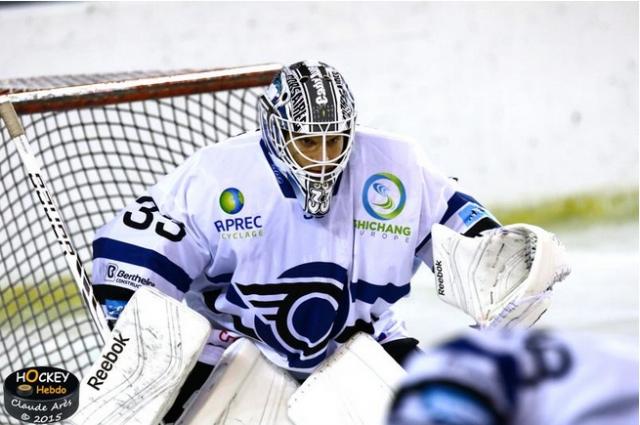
left=0, top=63, right=280, bottom=425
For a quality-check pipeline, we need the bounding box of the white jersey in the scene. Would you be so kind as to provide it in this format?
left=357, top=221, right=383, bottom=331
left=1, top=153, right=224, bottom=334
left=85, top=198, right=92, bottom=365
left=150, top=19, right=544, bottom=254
left=92, top=126, right=497, bottom=374
left=388, top=329, right=639, bottom=425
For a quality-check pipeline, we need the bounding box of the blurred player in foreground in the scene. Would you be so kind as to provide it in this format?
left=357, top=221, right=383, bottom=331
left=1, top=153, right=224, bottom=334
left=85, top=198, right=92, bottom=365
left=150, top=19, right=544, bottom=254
left=89, top=60, right=570, bottom=422
left=387, top=328, right=639, bottom=425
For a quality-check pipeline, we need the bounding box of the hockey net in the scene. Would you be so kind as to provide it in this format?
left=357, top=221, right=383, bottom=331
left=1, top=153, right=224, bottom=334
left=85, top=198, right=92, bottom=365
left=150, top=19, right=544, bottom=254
left=0, top=64, right=280, bottom=424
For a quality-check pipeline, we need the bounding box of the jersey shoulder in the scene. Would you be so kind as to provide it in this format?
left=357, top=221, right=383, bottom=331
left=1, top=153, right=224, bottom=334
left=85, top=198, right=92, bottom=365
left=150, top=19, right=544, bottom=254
left=354, top=125, right=419, bottom=154
left=196, top=131, right=263, bottom=168
left=173, top=131, right=267, bottom=185
left=352, top=125, right=434, bottom=179
left=149, top=131, right=267, bottom=212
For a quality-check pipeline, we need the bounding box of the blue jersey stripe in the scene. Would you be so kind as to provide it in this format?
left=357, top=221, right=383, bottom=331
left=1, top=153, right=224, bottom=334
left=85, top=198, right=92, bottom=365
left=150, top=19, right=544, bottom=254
left=93, top=237, right=192, bottom=293
left=206, top=273, right=233, bottom=284
left=279, top=261, right=348, bottom=283
left=439, top=191, right=482, bottom=225
left=351, top=279, right=410, bottom=304
left=417, top=192, right=495, bottom=256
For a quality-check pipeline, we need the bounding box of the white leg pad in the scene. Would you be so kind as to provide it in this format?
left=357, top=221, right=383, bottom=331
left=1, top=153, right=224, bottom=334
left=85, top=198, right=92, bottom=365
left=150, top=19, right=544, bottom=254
left=288, top=333, right=406, bottom=425
left=177, top=338, right=299, bottom=425
left=67, top=287, right=211, bottom=425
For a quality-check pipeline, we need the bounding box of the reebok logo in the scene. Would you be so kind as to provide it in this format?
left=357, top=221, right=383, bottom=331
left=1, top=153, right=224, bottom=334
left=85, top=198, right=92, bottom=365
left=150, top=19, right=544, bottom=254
left=87, top=332, right=130, bottom=391
left=435, top=260, right=445, bottom=296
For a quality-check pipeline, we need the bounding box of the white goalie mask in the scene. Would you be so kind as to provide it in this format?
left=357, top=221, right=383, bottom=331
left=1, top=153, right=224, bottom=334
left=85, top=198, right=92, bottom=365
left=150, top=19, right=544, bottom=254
left=259, top=61, right=357, bottom=216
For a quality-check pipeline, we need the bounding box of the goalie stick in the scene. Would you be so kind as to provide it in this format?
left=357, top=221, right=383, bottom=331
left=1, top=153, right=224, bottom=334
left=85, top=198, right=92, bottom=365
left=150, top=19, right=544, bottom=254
left=0, top=100, right=110, bottom=341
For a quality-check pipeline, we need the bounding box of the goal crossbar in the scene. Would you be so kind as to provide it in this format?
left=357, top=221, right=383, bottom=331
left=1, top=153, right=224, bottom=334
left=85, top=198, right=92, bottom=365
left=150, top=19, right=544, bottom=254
left=0, top=63, right=281, bottom=114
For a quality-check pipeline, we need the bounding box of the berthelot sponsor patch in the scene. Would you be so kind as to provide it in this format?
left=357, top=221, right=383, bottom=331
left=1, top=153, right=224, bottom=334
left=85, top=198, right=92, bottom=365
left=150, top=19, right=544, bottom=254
left=3, top=366, right=79, bottom=423
left=106, top=263, right=155, bottom=289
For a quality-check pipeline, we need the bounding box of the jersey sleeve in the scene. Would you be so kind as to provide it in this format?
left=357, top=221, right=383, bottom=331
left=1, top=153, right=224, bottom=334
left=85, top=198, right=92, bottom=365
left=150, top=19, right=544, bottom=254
left=91, top=151, right=213, bottom=324
left=413, top=146, right=500, bottom=269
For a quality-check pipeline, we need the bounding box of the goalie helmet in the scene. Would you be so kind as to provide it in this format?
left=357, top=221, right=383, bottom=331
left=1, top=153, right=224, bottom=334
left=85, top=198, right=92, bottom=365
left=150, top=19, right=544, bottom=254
left=259, top=61, right=357, bottom=216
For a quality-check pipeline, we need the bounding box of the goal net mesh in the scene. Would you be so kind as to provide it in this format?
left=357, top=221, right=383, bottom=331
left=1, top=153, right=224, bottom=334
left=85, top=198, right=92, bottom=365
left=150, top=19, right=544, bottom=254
left=0, top=65, right=277, bottom=424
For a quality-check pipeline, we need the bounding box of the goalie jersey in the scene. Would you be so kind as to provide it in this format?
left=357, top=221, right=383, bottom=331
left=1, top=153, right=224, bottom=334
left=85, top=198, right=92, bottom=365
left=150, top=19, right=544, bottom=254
left=92, top=126, right=498, bottom=374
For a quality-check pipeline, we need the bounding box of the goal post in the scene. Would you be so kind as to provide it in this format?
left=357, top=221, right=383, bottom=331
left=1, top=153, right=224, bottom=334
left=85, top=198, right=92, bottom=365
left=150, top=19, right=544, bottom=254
left=0, top=63, right=280, bottom=425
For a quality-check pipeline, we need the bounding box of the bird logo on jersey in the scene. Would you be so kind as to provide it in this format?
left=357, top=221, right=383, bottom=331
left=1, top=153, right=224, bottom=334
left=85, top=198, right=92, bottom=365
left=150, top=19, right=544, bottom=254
left=363, top=172, right=407, bottom=220
left=211, top=262, right=411, bottom=370
left=231, top=262, right=353, bottom=369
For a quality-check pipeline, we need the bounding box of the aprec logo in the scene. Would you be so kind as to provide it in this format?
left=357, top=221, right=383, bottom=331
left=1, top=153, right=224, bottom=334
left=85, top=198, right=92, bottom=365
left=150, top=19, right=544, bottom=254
left=219, top=188, right=244, bottom=215
left=362, top=172, right=406, bottom=220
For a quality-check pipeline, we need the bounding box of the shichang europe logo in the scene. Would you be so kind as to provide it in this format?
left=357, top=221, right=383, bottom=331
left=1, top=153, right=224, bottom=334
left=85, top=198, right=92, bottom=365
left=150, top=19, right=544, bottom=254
left=362, top=172, right=406, bottom=220
left=353, top=172, right=412, bottom=242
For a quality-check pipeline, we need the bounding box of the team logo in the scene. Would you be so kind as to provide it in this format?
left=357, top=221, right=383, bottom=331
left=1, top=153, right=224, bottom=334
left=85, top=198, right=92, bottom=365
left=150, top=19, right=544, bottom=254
left=231, top=263, right=353, bottom=368
left=219, top=188, right=245, bottom=215
left=237, top=280, right=345, bottom=361
left=217, top=262, right=410, bottom=370
left=362, top=172, right=406, bottom=220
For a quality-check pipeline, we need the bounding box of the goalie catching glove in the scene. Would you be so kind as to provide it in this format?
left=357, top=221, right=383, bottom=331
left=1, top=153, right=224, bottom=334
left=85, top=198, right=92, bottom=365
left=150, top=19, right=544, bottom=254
left=431, top=223, right=571, bottom=329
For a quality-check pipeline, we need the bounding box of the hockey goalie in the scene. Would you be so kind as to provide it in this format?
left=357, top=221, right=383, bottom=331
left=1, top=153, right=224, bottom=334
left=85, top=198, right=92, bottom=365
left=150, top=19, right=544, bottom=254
left=72, top=61, right=570, bottom=425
